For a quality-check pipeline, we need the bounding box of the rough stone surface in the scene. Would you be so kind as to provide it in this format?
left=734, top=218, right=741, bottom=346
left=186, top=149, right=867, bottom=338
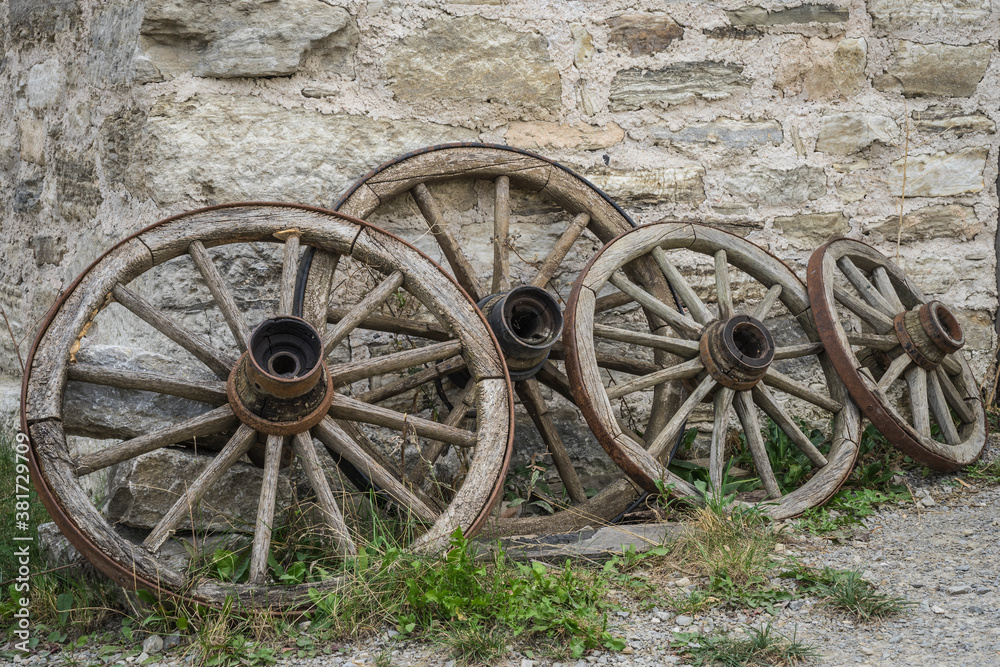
left=55, top=152, right=103, bottom=222
left=876, top=41, right=992, bottom=97
left=868, top=0, right=992, bottom=33
left=26, top=58, right=64, bottom=110
left=913, top=105, right=996, bottom=136
left=104, top=448, right=293, bottom=532
left=586, top=166, right=706, bottom=205
left=570, top=24, right=594, bottom=69
left=8, top=0, right=80, bottom=43
left=865, top=204, right=982, bottom=242
left=833, top=38, right=867, bottom=97
left=649, top=119, right=782, bottom=150
left=772, top=211, right=850, bottom=248
left=609, top=63, right=750, bottom=110
left=139, top=0, right=357, bottom=80
left=505, top=121, right=624, bottom=151
left=887, top=148, right=988, bottom=197
left=775, top=37, right=840, bottom=100
left=607, top=13, right=684, bottom=56
left=722, top=165, right=827, bottom=205
left=386, top=16, right=561, bottom=110
left=727, top=4, right=848, bottom=26
left=816, top=113, right=900, bottom=155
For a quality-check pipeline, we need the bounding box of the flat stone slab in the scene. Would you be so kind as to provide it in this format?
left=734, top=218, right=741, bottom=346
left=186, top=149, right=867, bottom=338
left=490, top=523, right=681, bottom=562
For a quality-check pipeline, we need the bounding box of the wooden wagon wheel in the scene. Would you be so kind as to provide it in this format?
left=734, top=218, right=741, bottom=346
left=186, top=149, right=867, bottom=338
left=565, top=222, right=862, bottom=519
left=21, top=203, right=513, bottom=611
left=807, top=238, right=986, bottom=471
left=301, top=143, right=681, bottom=533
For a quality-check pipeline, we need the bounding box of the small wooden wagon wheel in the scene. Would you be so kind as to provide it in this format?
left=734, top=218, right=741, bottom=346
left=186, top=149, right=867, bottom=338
left=807, top=238, right=986, bottom=471
left=21, top=203, right=513, bottom=610
left=565, top=222, right=862, bottom=519
left=302, top=143, right=677, bottom=532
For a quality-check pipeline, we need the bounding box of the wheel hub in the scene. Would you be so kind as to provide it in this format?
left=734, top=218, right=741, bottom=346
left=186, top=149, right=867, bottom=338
left=699, top=315, right=775, bottom=390
left=478, top=285, right=563, bottom=381
left=894, top=300, right=965, bottom=371
left=227, top=316, right=333, bottom=436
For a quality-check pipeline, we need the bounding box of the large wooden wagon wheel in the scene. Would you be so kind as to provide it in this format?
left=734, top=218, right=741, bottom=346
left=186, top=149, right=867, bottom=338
left=807, top=238, right=986, bottom=471
left=565, top=223, right=862, bottom=519
left=21, top=203, right=513, bottom=610
left=301, top=143, right=680, bottom=533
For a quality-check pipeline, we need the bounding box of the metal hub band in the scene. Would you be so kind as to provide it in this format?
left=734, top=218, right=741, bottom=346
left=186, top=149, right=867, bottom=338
left=700, top=315, right=776, bottom=390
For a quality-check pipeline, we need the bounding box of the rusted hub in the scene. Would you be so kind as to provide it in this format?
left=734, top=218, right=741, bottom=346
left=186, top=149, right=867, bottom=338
left=478, top=285, right=563, bottom=381
left=894, top=300, right=965, bottom=371
left=227, top=316, right=333, bottom=437
left=700, top=315, right=775, bottom=390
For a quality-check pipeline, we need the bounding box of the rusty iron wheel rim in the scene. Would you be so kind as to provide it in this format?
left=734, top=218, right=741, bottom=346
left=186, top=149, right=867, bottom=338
left=21, top=202, right=514, bottom=613
left=565, top=222, right=862, bottom=520
left=806, top=238, right=986, bottom=471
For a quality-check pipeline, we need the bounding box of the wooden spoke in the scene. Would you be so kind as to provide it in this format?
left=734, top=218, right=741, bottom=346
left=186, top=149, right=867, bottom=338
left=356, top=356, right=467, bottom=405
left=410, top=183, right=485, bottom=302
left=144, top=424, right=257, bottom=552
left=67, top=363, right=228, bottom=405
left=833, top=286, right=895, bottom=334
left=292, top=432, right=356, bottom=555
left=847, top=332, right=901, bottom=351
left=940, top=354, right=962, bottom=376
left=734, top=390, right=781, bottom=499
left=648, top=374, right=717, bottom=461
left=328, top=339, right=463, bottom=388
left=773, top=342, right=825, bottom=360
left=278, top=234, right=301, bottom=317
left=329, top=394, right=476, bottom=448
left=188, top=240, right=251, bottom=351
left=905, top=367, right=931, bottom=438
left=877, top=353, right=912, bottom=394
left=492, top=175, right=511, bottom=294
left=763, top=368, right=843, bottom=413
left=594, top=291, right=633, bottom=313
left=531, top=212, right=590, bottom=290
left=312, top=417, right=438, bottom=523
left=714, top=249, right=734, bottom=321
left=74, top=405, right=238, bottom=476
left=300, top=250, right=341, bottom=330
left=408, top=384, right=475, bottom=487
left=871, top=266, right=905, bottom=312
left=326, top=308, right=452, bottom=342
left=751, top=285, right=782, bottom=321
left=751, top=384, right=828, bottom=467
left=606, top=357, right=704, bottom=400
left=837, top=256, right=896, bottom=317
left=935, top=368, right=975, bottom=424
left=592, top=323, right=701, bottom=358
left=609, top=272, right=703, bottom=339
left=249, top=434, right=285, bottom=585
left=112, top=284, right=237, bottom=379
left=516, top=379, right=587, bottom=504
left=322, top=270, right=405, bottom=356
left=650, top=247, right=711, bottom=324
left=710, top=386, right=734, bottom=494
left=927, top=372, right=962, bottom=445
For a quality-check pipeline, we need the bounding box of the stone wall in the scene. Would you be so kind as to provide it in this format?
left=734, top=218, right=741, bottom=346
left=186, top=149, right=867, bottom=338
left=2, top=0, right=998, bottom=416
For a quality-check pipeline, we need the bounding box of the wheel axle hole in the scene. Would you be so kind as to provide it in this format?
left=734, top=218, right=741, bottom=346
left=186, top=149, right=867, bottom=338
left=268, top=351, right=301, bottom=377
left=510, top=302, right=550, bottom=343
left=732, top=322, right=768, bottom=360
left=933, top=303, right=963, bottom=345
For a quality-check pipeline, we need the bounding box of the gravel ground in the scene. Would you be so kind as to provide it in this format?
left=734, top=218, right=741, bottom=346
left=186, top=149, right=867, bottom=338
left=6, top=448, right=999, bottom=667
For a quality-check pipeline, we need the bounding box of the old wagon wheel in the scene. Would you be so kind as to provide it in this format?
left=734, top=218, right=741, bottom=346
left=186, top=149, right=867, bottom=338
left=565, top=222, right=862, bottom=519
left=303, top=143, right=679, bottom=533
left=21, top=203, right=513, bottom=610
left=807, top=238, right=986, bottom=471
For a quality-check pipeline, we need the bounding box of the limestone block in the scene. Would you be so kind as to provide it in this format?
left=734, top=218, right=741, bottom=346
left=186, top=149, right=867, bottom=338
left=607, top=14, right=684, bottom=56
left=139, top=95, right=477, bottom=206
left=506, top=121, right=624, bottom=151
left=26, top=58, right=64, bottom=110
left=815, top=113, right=899, bottom=155
left=609, top=63, right=750, bottom=110
left=727, top=4, right=848, bottom=25
left=772, top=212, right=850, bottom=248
left=833, top=38, right=867, bottom=97
left=28, top=234, right=67, bottom=266
left=578, top=81, right=600, bottom=116
left=571, top=24, right=594, bottom=69
left=649, top=118, right=782, bottom=150
left=956, top=310, right=995, bottom=354
left=55, top=152, right=102, bottom=222
left=887, top=148, right=987, bottom=197
left=865, top=204, right=981, bottom=242
left=585, top=166, right=706, bottom=205
left=8, top=0, right=80, bottom=43
left=140, top=0, right=358, bottom=79
left=875, top=42, right=992, bottom=97
left=868, top=0, right=991, bottom=33
left=14, top=178, right=44, bottom=214
left=386, top=16, right=561, bottom=110
left=86, top=2, right=145, bottom=86
left=912, top=105, right=996, bottom=136
left=723, top=165, right=827, bottom=205
left=17, top=116, right=46, bottom=165
left=104, top=449, right=292, bottom=532
left=775, top=37, right=839, bottom=100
